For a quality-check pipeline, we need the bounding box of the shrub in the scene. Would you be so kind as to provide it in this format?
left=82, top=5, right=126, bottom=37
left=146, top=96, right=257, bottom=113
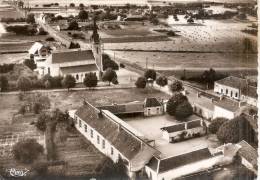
left=78, top=10, right=88, bottom=20
left=26, top=14, right=35, bottom=24
left=12, top=139, right=44, bottom=164
left=208, top=118, right=228, bottom=134
left=166, top=93, right=188, bottom=116
left=45, top=37, right=55, bottom=41
left=119, top=63, right=125, bottom=68
left=35, top=112, right=50, bottom=132
left=17, top=76, right=32, bottom=91
left=174, top=101, right=193, bottom=120
left=23, top=59, right=37, bottom=70
left=0, top=63, right=14, bottom=73
left=135, top=77, right=146, bottom=88
left=68, top=21, right=79, bottom=30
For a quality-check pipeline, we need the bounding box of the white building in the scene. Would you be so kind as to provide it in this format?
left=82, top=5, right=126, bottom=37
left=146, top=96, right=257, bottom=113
left=28, top=42, right=51, bottom=62
left=71, top=101, right=157, bottom=179
left=144, top=98, right=164, bottom=117
left=145, top=148, right=225, bottom=180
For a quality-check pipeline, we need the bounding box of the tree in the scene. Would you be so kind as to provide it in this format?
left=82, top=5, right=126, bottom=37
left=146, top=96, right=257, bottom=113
left=84, top=72, right=98, bottom=89
left=102, top=54, right=119, bottom=71
left=24, top=59, right=36, bottom=70
left=79, top=3, right=85, bottom=10
left=12, top=139, right=44, bottom=164
left=69, top=3, right=75, bottom=8
left=169, top=80, right=183, bottom=93
left=208, top=118, right=228, bottom=134
left=166, top=93, right=188, bottom=116
left=102, top=68, right=117, bottom=86
left=68, top=21, right=79, bottom=30
left=26, top=14, right=35, bottom=24
left=217, top=116, right=255, bottom=143
left=17, top=76, right=32, bottom=92
left=0, top=75, right=8, bottom=91
left=78, top=10, right=88, bottom=20
left=156, top=76, right=168, bottom=87
left=144, top=69, right=156, bottom=81
left=62, top=75, right=76, bottom=91
left=35, top=112, right=50, bottom=132
left=201, top=68, right=216, bottom=88
left=135, top=77, right=146, bottom=88
left=187, top=17, right=194, bottom=23
left=174, top=101, right=193, bottom=120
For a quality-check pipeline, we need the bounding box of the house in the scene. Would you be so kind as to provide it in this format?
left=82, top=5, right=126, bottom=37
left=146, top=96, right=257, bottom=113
left=71, top=101, right=158, bottom=179
left=241, top=85, right=258, bottom=107
left=144, top=98, right=164, bottom=116
left=28, top=42, right=51, bottom=61
left=214, top=76, right=247, bottom=100
left=192, top=93, right=215, bottom=120
left=236, top=140, right=258, bottom=175
left=161, top=119, right=206, bottom=143
left=213, top=97, right=246, bottom=119
left=35, top=20, right=103, bottom=82
left=145, top=148, right=225, bottom=180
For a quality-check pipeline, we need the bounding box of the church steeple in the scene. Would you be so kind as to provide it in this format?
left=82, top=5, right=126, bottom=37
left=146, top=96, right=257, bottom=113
left=91, top=18, right=100, bottom=44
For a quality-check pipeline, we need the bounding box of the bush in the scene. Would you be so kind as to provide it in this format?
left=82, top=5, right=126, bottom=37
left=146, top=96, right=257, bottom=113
left=62, top=75, right=76, bottom=91
left=174, top=101, right=193, bottom=120
left=45, top=37, right=55, bottom=41
left=78, top=10, right=88, bottom=20
left=135, top=77, right=146, bottom=88
left=120, top=63, right=125, bottom=68
left=166, top=93, right=188, bottom=116
left=6, top=25, right=37, bottom=35
left=12, top=139, right=44, bottom=164
left=68, top=21, right=79, bottom=30
left=0, top=63, right=14, bottom=73
left=35, top=112, right=50, bottom=132
left=217, top=116, right=255, bottom=143
left=84, top=72, right=98, bottom=89
left=208, top=118, right=228, bottom=134
left=26, top=14, right=35, bottom=24
left=169, top=80, right=183, bottom=93
left=24, top=59, right=37, bottom=70
left=38, top=27, right=48, bottom=35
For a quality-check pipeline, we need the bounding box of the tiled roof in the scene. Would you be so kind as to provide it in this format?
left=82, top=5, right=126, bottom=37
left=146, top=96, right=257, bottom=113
left=97, top=102, right=144, bottom=115
left=215, top=76, right=247, bottom=89
left=161, top=123, right=185, bottom=133
left=51, top=49, right=95, bottom=64
left=242, top=86, right=257, bottom=99
left=158, top=148, right=212, bottom=173
left=237, top=140, right=258, bottom=169
left=75, top=102, right=143, bottom=160
left=60, top=64, right=98, bottom=74
left=186, top=120, right=202, bottom=129
left=144, top=98, right=162, bottom=108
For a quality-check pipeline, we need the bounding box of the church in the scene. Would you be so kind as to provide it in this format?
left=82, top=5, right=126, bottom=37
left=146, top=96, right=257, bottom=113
left=33, top=20, right=103, bottom=83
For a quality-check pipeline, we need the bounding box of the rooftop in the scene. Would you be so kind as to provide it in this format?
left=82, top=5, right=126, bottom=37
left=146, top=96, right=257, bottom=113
left=60, top=64, right=98, bottom=74
left=213, top=98, right=240, bottom=112
left=241, top=85, right=258, bottom=99
left=51, top=49, right=95, bottom=64
left=160, top=119, right=203, bottom=133
left=215, top=76, right=247, bottom=90
left=237, top=140, right=258, bottom=169
left=144, top=97, right=162, bottom=108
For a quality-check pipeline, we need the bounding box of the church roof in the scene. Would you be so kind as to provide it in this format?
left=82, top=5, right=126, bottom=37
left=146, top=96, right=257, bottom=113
left=60, top=64, right=98, bottom=74
left=51, top=49, right=95, bottom=64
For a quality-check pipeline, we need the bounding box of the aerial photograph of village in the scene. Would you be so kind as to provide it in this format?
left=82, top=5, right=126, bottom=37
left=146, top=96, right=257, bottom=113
left=0, top=0, right=258, bottom=179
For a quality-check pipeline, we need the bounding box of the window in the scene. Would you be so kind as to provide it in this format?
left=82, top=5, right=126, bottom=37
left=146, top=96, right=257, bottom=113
left=226, top=89, right=228, bottom=95
left=91, top=129, right=93, bottom=138
left=111, top=147, right=114, bottom=155
left=84, top=124, right=87, bottom=132
left=76, top=74, right=79, bottom=80
left=79, top=120, right=82, bottom=127
left=96, top=47, right=99, bottom=53
left=235, top=92, right=238, bottom=98
left=48, top=67, right=50, bottom=74
left=230, top=91, right=233, bottom=97
left=97, top=135, right=100, bottom=144
left=102, top=139, right=105, bottom=149
left=157, top=107, right=160, bottom=114
left=221, top=89, right=223, bottom=93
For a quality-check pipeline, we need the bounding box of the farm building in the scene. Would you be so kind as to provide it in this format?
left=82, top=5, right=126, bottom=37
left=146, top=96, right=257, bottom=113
left=144, top=98, right=164, bottom=117
left=34, top=20, right=103, bottom=82
left=160, top=119, right=206, bottom=143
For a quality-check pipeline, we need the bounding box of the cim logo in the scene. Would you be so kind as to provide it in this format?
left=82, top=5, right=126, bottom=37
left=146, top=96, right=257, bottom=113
left=6, top=168, right=29, bottom=177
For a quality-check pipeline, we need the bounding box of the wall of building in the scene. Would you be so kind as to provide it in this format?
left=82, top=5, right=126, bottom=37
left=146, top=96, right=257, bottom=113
left=241, top=95, right=257, bottom=107
left=193, top=104, right=213, bottom=120
left=214, top=83, right=240, bottom=100
left=213, top=106, right=236, bottom=119
left=144, top=106, right=163, bottom=116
